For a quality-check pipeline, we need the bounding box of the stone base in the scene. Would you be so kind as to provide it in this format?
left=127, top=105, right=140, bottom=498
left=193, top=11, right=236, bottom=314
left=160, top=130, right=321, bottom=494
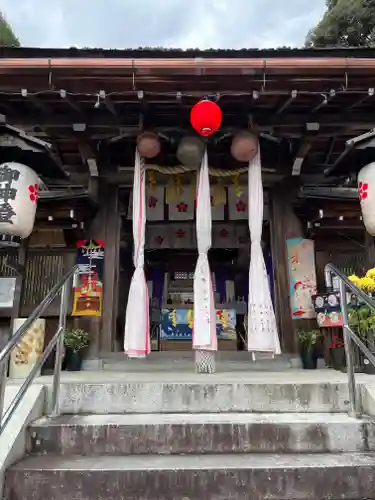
left=194, top=350, right=216, bottom=373
left=81, top=359, right=104, bottom=371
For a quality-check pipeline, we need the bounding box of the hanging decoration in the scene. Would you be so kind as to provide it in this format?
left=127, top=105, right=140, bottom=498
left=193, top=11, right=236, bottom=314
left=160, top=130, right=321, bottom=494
left=190, top=100, right=222, bottom=137
left=177, top=136, right=205, bottom=166
left=145, top=163, right=249, bottom=177
left=147, top=170, right=157, bottom=191
left=358, top=162, right=375, bottom=235
left=168, top=182, right=194, bottom=221
left=0, top=162, right=39, bottom=239
left=231, top=131, right=259, bottom=162
left=124, top=149, right=150, bottom=358
left=165, top=177, right=178, bottom=204
left=247, top=148, right=281, bottom=355
left=232, top=173, right=242, bottom=198
left=175, top=174, right=183, bottom=196
left=228, top=185, right=248, bottom=220
left=193, top=150, right=217, bottom=352
left=146, top=186, right=164, bottom=221
left=72, top=240, right=104, bottom=317
left=136, top=131, right=161, bottom=159
left=212, top=180, right=227, bottom=207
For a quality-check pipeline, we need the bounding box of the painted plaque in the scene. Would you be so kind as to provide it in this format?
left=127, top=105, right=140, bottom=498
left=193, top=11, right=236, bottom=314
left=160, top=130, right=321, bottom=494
left=72, top=240, right=104, bottom=317
left=286, top=238, right=317, bottom=320
left=160, top=308, right=236, bottom=340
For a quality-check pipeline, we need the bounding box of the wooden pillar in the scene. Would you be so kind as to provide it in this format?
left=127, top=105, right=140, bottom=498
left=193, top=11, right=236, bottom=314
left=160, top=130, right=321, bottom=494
left=365, top=231, right=375, bottom=269
left=84, top=182, right=121, bottom=355
left=269, top=183, right=304, bottom=353
left=10, top=239, right=28, bottom=336
left=100, top=183, right=121, bottom=353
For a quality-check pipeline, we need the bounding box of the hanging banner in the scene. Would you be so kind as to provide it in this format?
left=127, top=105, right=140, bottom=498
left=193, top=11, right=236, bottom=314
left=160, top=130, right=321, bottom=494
left=212, top=224, right=236, bottom=248
left=168, top=186, right=194, bottom=221
left=286, top=238, right=317, bottom=319
left=146, top=186, right=165, bottom=221
left=72, top=240, right=104, bottom=317
left=146, top=224, right=170, bottom=249
left=168, top=223, right=195, bottom=249
left=128, top=186, right=165, bottom=221
left=228, top=185, right=248, bottom=220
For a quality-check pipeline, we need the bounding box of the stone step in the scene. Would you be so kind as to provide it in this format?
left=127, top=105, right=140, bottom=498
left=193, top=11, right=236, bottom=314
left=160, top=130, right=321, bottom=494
left=27, top=413, right=375, bottom=456
left=54, top=381, right=351, bottom=414
left=5, top=452, right=375, bottom=500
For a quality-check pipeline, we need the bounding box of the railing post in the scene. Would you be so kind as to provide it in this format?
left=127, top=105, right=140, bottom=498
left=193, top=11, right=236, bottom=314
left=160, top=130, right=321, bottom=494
left=338, top=277, right=359, bottom=416
left=0, top=360, right=6, bottom=426
left=51, top=279, right=69, bottom=417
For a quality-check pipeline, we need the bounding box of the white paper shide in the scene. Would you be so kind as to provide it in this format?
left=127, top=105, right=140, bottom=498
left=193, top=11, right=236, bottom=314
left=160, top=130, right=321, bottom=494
left=0, top=162, right=39, bottom=238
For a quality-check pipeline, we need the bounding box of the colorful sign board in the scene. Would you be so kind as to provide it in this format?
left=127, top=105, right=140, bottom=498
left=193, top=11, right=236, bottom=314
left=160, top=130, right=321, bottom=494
left=286, top=238, right=317, bottom=320
left=161, top=308, right=236, bottom=340
left=72, top=240, right=104, bottom=317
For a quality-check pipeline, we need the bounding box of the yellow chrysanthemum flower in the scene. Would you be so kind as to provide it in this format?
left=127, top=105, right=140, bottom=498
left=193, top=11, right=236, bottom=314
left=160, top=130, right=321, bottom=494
left=348, top=274, right=360, bottom=285
left=358, top=276, right=375, bottom=292
left=366, top=268, right=375, bottom=280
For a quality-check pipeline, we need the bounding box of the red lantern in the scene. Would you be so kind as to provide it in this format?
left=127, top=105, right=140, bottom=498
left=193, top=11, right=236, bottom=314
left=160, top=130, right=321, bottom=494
left=190, top=100, right=222, bottom=137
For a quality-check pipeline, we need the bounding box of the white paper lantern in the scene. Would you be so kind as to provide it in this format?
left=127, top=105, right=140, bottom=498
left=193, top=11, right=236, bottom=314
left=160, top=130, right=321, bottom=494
left=177, top=136, right=204, bottom=166
left=230, top=131, right=258, bottom=162
left=358, top=162, right=375, bottom=235
left=136, top=132, right=161, bottom=159
left=0, top=162, right=39, bottom=239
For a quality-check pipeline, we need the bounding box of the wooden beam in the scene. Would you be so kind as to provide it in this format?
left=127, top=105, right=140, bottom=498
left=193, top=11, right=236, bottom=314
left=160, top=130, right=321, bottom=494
left=99, top=90, right=117, bottom=116
left=292, top=140, right=311, bottom=176
left=73, top=125, right=99, bottom=176
left=346, top=88, right=374, bottom=111
left=21, top=88, right=51, bottom=114
left=8, top=111, right=375, bottom=129
left=311, top=89, right=336, bottom=113
left=59, top=89, right=82, bottom=114
left=275, top=90, right=297, bottom=115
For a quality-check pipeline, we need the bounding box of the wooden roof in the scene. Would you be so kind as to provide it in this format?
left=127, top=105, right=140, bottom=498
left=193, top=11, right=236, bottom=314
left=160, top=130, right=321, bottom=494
left=0, top=47, right=374, bottom=194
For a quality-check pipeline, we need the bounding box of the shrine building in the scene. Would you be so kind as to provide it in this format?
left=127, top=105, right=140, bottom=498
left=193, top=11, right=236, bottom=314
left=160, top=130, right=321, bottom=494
left=0, top=46, right=372, bottom=371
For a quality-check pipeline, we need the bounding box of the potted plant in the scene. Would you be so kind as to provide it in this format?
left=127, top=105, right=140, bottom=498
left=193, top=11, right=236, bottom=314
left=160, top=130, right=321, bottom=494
left=63, top=328, right=89, bottom=371
left=297, top=329, right=321, bottom=369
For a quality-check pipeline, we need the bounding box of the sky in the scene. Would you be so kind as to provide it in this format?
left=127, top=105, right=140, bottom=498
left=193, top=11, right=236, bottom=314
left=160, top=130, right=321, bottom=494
left=2, top=0, right=326, bottom=49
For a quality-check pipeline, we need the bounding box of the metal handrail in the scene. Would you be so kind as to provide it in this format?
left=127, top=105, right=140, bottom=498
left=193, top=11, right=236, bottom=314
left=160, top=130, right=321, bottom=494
left=0, top=264, right=78, bottom=433
left=325, top=263, right=375, bottom=416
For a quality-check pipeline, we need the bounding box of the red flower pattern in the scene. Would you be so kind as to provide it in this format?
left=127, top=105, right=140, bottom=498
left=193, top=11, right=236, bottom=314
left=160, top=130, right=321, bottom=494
left=176, top=202, right=188, bottom=213
left=148, top=196, right=158, bottom=208
left=176, top=229, right=185, bottom=238
left=220, top=228, right=228, bottom=238
left=236, top=200, right=246, bottom=212
left=28, top=184, right=39, bottom=204
left=359, top=181, right=369, bottom=201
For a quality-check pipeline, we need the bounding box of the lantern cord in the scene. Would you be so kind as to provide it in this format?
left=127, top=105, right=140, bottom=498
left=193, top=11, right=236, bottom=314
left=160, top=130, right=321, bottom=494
left=0, top=88, right=368, bottom=100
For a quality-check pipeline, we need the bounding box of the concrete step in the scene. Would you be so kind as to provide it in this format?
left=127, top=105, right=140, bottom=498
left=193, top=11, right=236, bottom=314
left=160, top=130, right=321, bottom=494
left=5, top=452, right=375, bottom=500
left=100, top=352, right=302, bottom=372
left=27, top=413, right=375, bottom=456
left=54, top=381, right=352, bottom=414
